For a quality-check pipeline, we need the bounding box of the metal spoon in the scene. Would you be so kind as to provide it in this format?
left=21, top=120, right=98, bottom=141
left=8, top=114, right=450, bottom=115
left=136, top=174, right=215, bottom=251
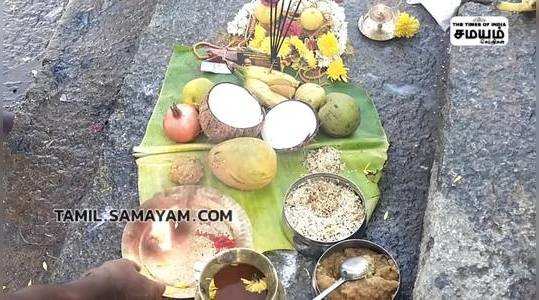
left=313, top=256, right=372, bottom=300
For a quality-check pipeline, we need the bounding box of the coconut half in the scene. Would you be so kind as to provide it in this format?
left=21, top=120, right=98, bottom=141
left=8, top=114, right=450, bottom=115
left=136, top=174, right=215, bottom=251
left=261, top=100, right=319, bottom=150
left=199, top=82, right=264, bottom=142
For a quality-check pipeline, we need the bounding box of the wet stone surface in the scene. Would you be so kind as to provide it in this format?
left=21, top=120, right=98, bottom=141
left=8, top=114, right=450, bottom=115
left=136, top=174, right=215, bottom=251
left=414, top=2, right=536, bottom=299
left=0, top=0, right=158, bottom=292
left=50, top=1, right=447, bottom=299
left=0, top=0, right=68, bottom=106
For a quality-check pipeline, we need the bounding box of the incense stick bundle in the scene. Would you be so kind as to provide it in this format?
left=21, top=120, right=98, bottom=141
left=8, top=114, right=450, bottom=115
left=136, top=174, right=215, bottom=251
left=268, top=0, right=302, bottom=68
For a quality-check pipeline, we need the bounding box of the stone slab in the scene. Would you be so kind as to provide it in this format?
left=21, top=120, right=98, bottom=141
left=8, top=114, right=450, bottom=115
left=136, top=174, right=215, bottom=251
left=413, top=2, right=536, bottom=298
left=0, top=0, right=157, bottom=291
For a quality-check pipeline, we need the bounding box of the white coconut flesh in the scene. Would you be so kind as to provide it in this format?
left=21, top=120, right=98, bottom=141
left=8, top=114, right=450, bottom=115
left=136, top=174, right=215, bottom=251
left=207, top=83, right=264, bottom=129
left=262, top=101, right=318, bottom=150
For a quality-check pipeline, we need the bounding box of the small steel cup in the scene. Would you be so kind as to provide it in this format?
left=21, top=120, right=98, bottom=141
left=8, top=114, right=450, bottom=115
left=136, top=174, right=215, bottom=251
left=195, top=248, right=286, bottom=300
left=312, top=239, right=400, bottom=299
left=282, top=173, right=368, bottom=258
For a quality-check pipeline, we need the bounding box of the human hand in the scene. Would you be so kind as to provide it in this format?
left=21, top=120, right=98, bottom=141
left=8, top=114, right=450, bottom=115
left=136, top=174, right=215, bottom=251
left=82, top=259, right=165, bottom=300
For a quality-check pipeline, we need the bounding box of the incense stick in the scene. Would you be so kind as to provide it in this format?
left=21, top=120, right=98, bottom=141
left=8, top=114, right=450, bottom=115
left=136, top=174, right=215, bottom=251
left=276, top=0, right=302, bottom=56
left=267, top=0, right=303, bottom=69
left=269, top=0, right=275, bottom=63
left=274, top=0, right=291, bottom=56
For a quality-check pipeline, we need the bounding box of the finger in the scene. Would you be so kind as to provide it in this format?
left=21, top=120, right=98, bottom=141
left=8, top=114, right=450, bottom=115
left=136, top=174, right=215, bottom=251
left=138, top=278, right=166, bottom=300
left=113, top=258, right=141, bottom=271
left=152, top=280, right=166, bottom=299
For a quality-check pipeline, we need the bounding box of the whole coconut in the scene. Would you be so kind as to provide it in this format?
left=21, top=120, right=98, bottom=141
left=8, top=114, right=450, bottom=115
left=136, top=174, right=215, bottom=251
left=208, top=138, right=277, bottom=191
left=318, top=93, right=361, bottom=137
left=295, top=83, right=327, bottom=110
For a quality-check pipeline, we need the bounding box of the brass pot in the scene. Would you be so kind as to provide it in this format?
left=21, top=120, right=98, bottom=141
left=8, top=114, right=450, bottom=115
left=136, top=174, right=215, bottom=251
left=195, top=248, right=286, bottom=300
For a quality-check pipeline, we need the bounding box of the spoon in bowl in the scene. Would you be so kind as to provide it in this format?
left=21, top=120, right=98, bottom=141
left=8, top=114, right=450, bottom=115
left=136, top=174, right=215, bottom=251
left=313, top=256, right=372, bottom=300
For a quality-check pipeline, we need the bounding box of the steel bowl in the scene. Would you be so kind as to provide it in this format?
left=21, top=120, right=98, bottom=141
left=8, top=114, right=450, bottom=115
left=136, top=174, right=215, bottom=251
left=281, top=173, right=368, bottom=258
left=195, top=248, right=286, bottom=300
left=312, top=239, right=401, bottom=299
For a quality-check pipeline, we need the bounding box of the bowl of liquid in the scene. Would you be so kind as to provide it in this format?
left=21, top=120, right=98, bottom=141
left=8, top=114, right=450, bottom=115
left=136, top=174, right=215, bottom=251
left=196, top=248, right=285, bottom=300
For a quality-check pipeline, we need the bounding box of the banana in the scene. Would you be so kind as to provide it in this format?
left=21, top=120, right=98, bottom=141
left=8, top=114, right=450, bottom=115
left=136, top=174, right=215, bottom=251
left=241, top=66, right=301, bottom=88
left=244, top=78, right=288, bottom=108
left=269, top=84, right=296, bottom=99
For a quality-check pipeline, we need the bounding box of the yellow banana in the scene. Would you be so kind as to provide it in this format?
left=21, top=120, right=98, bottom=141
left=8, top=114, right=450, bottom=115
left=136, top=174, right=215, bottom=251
left=242, top=66, right=301, bottom=88
left=269, top=84, right=296, bottom=99
left=244, top=78, right=288, bottom=107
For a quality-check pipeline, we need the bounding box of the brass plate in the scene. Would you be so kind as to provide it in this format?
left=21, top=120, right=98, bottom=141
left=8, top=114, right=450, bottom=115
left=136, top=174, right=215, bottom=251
left=122, top=185, right=253, bottom=298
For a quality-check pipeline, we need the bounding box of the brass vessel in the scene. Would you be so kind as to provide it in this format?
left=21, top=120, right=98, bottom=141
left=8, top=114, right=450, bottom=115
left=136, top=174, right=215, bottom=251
left=196, top=248, right=286, bottom=300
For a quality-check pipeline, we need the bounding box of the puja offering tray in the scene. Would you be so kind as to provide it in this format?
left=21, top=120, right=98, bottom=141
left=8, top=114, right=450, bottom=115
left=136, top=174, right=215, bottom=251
left=128, top=0, right=412, bottom=299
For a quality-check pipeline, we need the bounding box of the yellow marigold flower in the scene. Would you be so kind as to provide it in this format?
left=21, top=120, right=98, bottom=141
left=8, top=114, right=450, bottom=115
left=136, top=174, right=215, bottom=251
left=394, top=12, right=420, bottom=38
left=289, top=36, right=317, bottom=69
left=254, top=24, right=266, bottom=40
left=289, top=37, right=305, bottom=52
left=317, top=32, right=340, bottom=57
left=241, top=278, right=268, bottom=294
left=209, top=279, right=217, bottom=300
left=279, top=38, right=292, bottom=58
left=326, top=58, right=348, bottom=82
left=249, top=24, right=267, bottom=49
left=255, top=36, right=290, bottom=58
left=304, top=51, right=317, bottom=69
left=259, top=36, right=271, bottom=54
left=249, top=37, right=262, bottom=49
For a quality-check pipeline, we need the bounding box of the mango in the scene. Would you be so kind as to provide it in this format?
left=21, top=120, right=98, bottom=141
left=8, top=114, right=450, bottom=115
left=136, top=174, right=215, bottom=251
left=208, top=138, right=277, bottom=191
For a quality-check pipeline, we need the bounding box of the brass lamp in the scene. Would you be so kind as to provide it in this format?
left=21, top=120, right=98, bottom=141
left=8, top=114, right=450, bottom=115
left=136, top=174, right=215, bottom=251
left=358, top=0, right=398, bottom=41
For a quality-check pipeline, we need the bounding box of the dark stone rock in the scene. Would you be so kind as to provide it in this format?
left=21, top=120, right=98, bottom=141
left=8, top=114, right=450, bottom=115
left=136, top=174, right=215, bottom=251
left=0, top=0, right=157, bottom=291
left=414, top=2, right=536, bottom=299
left=434, top=273, right=450, bottom=289
left=343, top=2, right=448, bottom=298
left=0, top=0, right=68, bottom=106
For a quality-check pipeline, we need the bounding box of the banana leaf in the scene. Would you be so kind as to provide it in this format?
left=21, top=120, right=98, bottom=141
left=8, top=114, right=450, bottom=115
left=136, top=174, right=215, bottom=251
left=135, top=45, right=389, bottom=253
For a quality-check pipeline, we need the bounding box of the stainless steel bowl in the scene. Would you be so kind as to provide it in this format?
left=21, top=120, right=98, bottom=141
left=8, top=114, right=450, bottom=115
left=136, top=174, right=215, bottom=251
left=281, top=173, right=368, bottom=258
left=195, top=248, right=286, bottom=300
left=312, top=239, right=400, bottom=299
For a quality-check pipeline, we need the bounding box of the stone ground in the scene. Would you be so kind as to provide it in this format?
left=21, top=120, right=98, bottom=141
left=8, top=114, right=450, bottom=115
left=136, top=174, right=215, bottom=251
left=0, top=0, right=159, bottom=291
left=414, top=2, right=536, bottom=299
left=0, top=0, right=535, bottom=299
left=0, top=0, right=69, bottom=107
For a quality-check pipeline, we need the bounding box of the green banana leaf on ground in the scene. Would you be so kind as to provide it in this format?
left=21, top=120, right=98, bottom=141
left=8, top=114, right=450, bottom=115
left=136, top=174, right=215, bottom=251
left=135, top=45, right=389, bottom=253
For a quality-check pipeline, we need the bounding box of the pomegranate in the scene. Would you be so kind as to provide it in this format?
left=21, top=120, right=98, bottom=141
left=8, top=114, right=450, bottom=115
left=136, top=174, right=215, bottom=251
left=163, top=104, right=201, bottom=143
